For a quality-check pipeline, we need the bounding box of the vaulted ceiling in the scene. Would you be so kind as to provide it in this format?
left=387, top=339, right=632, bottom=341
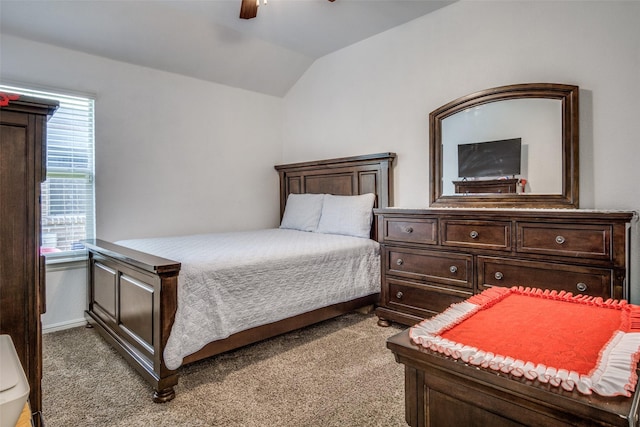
left=0, top=0, right=453, bottom=97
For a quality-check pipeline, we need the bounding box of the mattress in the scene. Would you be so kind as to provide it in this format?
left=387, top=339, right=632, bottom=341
left=117, top=228, right=380, bottom=369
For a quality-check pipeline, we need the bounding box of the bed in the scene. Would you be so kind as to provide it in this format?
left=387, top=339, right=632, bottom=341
left=83, top=152, right=396, bottom=402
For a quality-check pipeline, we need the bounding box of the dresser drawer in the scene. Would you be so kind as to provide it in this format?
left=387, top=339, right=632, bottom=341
left=517, top=222, right=612, bottom=261
left=385, top=247, right=472, bottom=289
left=478, top=256, right=613, bottom=298
left=441, top=220, right=511, bottom=251
left=382, top=217, right=438, bottom=245
left=386, top=277, right=471, bottom=318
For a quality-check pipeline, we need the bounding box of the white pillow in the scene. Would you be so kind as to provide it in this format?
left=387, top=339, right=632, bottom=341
left=316, top=193, right=376, bottom=238
left=279, top=193, right=325, bottom=232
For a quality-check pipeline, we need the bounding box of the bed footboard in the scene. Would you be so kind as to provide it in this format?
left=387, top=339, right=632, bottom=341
left=83, top=239, right=181, bottom=402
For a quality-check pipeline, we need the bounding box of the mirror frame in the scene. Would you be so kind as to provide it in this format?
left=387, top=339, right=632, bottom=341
left=429, top=83, right=579, bottom=209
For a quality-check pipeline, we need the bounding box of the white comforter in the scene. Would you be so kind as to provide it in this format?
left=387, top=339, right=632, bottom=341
left=117, top=229, right=380, bottom=370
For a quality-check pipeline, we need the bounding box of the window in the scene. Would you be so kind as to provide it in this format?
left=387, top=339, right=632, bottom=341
left=0, top=84, right=95, bottom=262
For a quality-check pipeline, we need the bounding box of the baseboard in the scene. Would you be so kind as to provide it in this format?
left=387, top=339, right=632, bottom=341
left=43, top=318, right=87, bottom=334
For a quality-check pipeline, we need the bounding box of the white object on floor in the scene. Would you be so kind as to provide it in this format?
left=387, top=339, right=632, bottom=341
left=0, top=335, right=30, bottom=427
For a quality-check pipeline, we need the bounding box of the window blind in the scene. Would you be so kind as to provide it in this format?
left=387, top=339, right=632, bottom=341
left=0, top=84, right=95, bottom=261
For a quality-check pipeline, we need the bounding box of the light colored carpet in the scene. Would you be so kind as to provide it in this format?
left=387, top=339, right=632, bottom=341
left=42, top=312, right=407, bottom=427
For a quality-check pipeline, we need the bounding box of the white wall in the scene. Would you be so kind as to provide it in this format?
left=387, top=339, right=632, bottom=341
left=1, top=35, right=285, bottom=242
left=41, top=262, right=87, bottom=333
left=283, top=1, right=640, bottom=301
left=1, top=35, right=285, bottom=330
left=283, top=1, right=640, bottom=210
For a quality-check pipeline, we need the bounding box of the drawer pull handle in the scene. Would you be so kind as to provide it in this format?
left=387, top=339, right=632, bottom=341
left=449, top=265, right=458, bottom=273
left=396, top=291, right=404, bottom=299
left=494, top=272, right=504, bottom=280
left=555, top=235, right=566, bottom=245
left=396, top=258, right=404, bottom=266
left=403, top=226, right=414, bottom=234
left=576, top=282, right=588, bottom=292
left=470, top=230, right=479, bottom=239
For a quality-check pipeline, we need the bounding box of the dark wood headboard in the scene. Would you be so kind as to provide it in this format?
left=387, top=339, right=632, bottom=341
left=274, top=152, right=396, bottom=219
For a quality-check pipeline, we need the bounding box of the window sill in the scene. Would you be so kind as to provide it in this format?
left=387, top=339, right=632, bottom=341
left=44, top=251, right=87, bottom=271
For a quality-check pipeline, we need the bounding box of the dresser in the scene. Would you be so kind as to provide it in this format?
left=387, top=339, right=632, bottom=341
left=374, top=208, right=635, bottom=327
left=453, top=178, right=519, bottom=194
left=0, top=95, right=58, bottom=426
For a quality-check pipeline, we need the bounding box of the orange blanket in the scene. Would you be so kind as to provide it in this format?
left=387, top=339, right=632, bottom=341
left=409, top=286, right=640, bottom=396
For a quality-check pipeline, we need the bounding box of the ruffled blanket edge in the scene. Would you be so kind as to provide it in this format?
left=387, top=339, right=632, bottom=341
left=409, top=286, right=640, bottom=397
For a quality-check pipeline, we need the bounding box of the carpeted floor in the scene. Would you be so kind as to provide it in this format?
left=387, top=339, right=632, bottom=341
left=42, top=312, right=407, bottom=427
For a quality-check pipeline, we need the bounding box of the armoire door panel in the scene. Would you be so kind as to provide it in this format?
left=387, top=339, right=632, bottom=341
left=1, top=98, right=58, bottom=427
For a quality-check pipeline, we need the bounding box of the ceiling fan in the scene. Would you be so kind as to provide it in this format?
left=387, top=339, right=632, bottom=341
left=240, top=0, right=336, bottom=20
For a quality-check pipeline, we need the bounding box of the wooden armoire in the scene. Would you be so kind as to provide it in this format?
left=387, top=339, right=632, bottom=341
left=1, top=95, right=58, bottom=426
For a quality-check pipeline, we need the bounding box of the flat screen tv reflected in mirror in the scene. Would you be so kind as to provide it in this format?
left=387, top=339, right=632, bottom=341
left=457, top=138, right=522, bottom=179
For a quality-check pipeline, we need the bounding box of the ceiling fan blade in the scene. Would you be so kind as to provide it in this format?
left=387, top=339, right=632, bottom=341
left=240, top=0, right=335, bottom=20
left=239, top=0, right=258, bottom=19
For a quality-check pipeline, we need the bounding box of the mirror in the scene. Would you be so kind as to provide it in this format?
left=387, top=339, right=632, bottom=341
left=429, top=83, right=579, bottom=209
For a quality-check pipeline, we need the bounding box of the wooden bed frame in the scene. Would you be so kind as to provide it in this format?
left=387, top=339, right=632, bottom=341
left=83, top=152, right=396, bottom=402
